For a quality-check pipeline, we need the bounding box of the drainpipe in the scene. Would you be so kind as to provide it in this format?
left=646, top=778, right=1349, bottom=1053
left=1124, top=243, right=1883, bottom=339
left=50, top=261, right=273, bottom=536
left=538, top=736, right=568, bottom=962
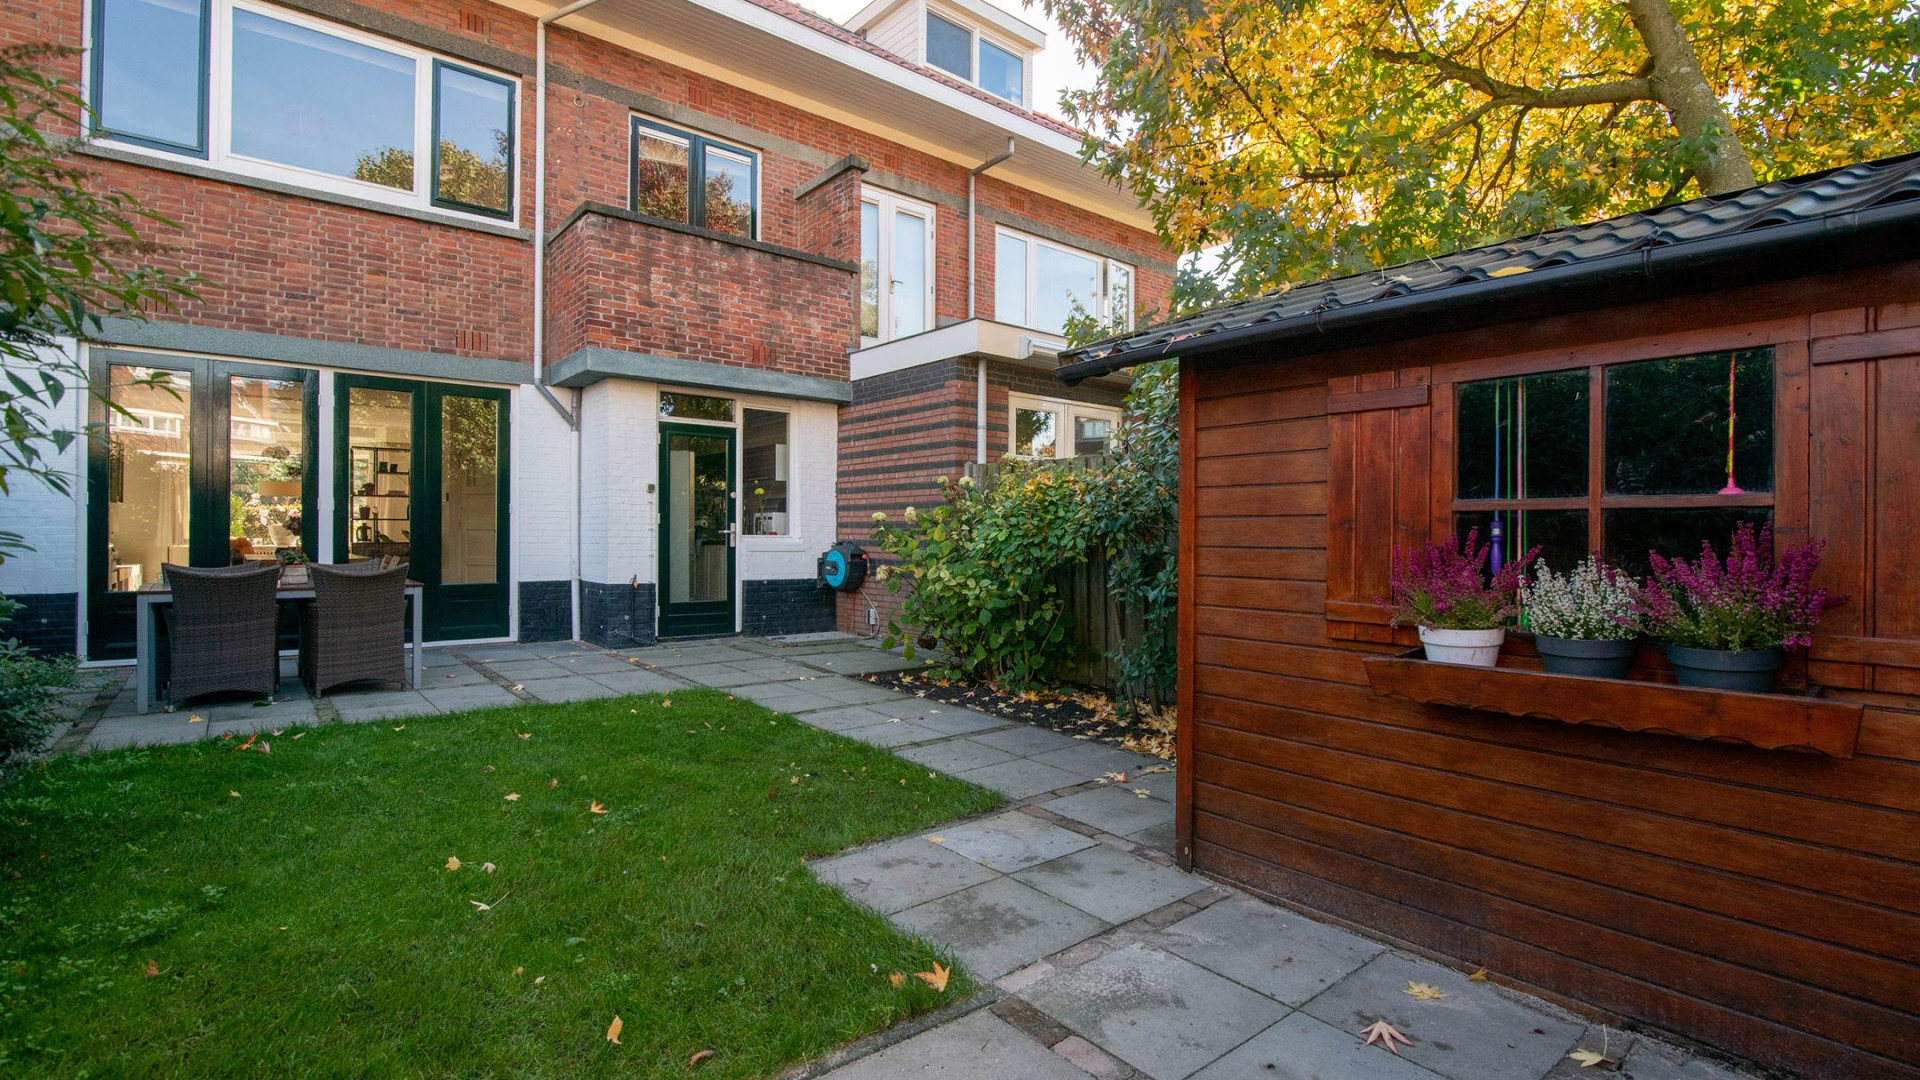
left=968, top=138, right=1014, bottom=463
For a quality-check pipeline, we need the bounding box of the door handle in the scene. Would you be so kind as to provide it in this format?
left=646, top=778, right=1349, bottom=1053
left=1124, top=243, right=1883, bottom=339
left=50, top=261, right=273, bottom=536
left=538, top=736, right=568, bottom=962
left=728, top=522, right=738, bottom=548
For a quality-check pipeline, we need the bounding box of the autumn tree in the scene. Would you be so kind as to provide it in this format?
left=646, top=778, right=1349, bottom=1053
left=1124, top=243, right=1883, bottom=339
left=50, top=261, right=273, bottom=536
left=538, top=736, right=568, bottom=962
left=1041, top=0, right=1920, bottom=297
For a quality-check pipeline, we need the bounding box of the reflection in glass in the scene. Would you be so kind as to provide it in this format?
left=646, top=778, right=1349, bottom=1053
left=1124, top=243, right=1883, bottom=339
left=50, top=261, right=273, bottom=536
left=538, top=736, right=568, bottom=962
left=860, top=202, right=881, bottom=338
left=659, top=393, right=733, bottom=421
left=1455, top=509, right=1588, bottom=578
left=1603, top=507, right=1773, bottom=579
left=1606, top=349, right=1773, bottom=495
left=892, top=210, right=928, bottom=337
left=346, top=387, right=413, bottom=562
left=665, top=432, right=731, bottom=603
left=1074, top=415, right=1112, bottom=456
left=1034, top=244, right=1101, bottom=335
left=633, top=128, right=691, bottom=222
left=1015, top=407, right=1057, bottom=457
left=1107, top=264, right=1132, bottom=329
left=996, top=233, right=1027, bottom=326
left=926, top=12, right=972, bottom=79
left=228, top=377, right=306, bottom=565
left=743, top=410, right=789, bottom=536
left=230, top=9, right=417, bottom=188
left=434, top=64, right=513, bottom=214
left=978, top=37, right=1023, bottom=105
left=703, top=146, right=754, bottom=237
left=1456, top=370, right=1588, bottom=500
left=107, top=366, right=191, bottom=591
left=94, top=0, right=206, bottom=151
left=440, top=396, right=499, bottom=584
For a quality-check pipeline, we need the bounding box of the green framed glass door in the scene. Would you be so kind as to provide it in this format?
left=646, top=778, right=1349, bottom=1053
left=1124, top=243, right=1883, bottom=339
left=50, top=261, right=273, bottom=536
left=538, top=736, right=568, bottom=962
left=87, top=353, right=317, bottom=661
left=334, top=376, right=509, bottom=642
left=657, top=422, right=736, bottom=638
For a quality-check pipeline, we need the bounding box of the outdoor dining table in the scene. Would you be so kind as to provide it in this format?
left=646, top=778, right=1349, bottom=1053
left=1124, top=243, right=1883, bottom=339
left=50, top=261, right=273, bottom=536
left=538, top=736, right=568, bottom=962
left=133, top=566, right=424, bottom=714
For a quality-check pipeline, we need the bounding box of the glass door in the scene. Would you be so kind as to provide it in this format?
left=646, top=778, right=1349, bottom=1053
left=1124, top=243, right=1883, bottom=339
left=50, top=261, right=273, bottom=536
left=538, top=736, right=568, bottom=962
left=334, top=376, right=509, bottom=642
left=657, top=422, right=736, bottom=638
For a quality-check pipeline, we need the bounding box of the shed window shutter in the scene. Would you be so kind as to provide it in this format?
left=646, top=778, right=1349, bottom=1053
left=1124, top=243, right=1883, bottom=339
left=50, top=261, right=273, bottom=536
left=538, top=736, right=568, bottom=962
left=1325, top=369, right=1434, bottom=642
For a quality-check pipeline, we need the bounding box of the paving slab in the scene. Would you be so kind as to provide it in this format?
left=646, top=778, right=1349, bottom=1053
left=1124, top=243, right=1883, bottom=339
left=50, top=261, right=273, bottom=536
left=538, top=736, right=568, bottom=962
left=732, top=685, right=843, bottom=713
left=891, top=877, right=1108, bottom=978
left=933, top=811, right=1099, bottom=872
left=418, top=664, right=495, bottom=687
left=836, top=720, right=946, bottom=748
left=671, top=663, right=767, bottom=688
left=1614, top=1038, right=1758, bottom=1080
left=1012, top=844, right=1206, bottom=924
left=953, top=758, right=1085, bottom=799
left=809, top=835, right=1001, bottom=914
left=724, top=658, right=815, bottom=681
left=1020, top=943, right=1289, bottom=1080
left=1128, top=822, right=1178, bottom=853
left=818, top=1008, right=1088, bottom=1080
left=814, top=680, right=911, bottom=705
left=1041, top=786, right=1175, bottom=838
left=1189, top=1011, right=1440, bottom=1080
left=1151, top=895, right=1382, bottom=1006
left=1031, top=742, right=1163, bottom=780
left=479, top=659, right=569, bottom=681
left=420, top=684, right=522, bottom=712
left=452, top=644, right=548, bottom=663
left=904, top=708, right=1010, bottom=736
left=800, top=706, right=905, bottom=732
left=517, top=677, right=619, bottom=704
left=626, top=644, right=763, bottom=667
left=1299, top=952, right=1583, bottom=1080
left=84, top=716, right=208, bottom=750
left=898, top=738, right=1020, bottom=775
left=799, top=650, right=931, bottom=675
left=970, top=725, right=1090, bottom=757
left=585, top=670, right=682, bottom=695
left=545, top=652, right=645, bottom=675
left=332, top=690, right=443, bottom=721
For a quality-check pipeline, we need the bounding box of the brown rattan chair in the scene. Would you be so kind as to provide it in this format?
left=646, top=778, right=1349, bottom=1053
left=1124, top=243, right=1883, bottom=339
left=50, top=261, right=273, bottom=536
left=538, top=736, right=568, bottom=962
left=300, top=562, right=411, bottom=696
left=159, top=563, right=283, bottom=706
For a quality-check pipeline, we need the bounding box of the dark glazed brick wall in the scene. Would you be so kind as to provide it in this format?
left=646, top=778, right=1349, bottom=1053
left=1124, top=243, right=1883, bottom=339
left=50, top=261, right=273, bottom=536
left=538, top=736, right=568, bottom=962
left=3, top=593, right=78, bottom=656
left=517, top=581, right=573, bottom=643
left=581, top=581, right=657, bottom=649
left=743, top=578, right=835, bottom=637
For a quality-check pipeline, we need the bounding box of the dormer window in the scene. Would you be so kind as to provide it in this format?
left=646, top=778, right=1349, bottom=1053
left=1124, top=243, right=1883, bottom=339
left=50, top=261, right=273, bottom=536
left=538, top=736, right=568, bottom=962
left=925, top=12, right=973, bottom=81
left=976, top=38, right=1023, bottom=107
left=923, top=9, right=1026, bottom=107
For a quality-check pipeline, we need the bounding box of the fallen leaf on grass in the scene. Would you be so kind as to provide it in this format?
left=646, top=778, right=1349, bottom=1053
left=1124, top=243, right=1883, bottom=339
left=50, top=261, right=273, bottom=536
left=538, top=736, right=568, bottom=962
left=235, top=733, right=257, bottom=752
left=1467, top=967, right=1489, bottom=982
left=887, top=972, right=908, bottom=988
left=914, top=961, right=950, bottom=992
left=606, top=1015, right=623, bottom=1045
left=392, top=725, right=405, bottom=732
left=534, top=975, right=546, bottom=984
left=471, top=890, right=510, bottom=913
left=1362, top=1019, right=1413, bottom=1054
left=483, top=862, right=496, bottom=874
left=505, top=792, right=520, bottom=802
left=145, top=958, right=159, bottom=977
left=514, top=966, right=525, bottom=976
left=446, top=856, right=462, bottom=871
left=589, top=801, right=608, bottom=815
left=228, top=791, right=241, bottom=798
left=255, top=741, right=269, bottom=754
left=1568, top=1049, right=1619, bottom=1068
left=291, top=732, right=305, bottom=740
left=550, top=778, right=559, bottom=789
left=1404, top=981, right=1448, bottom=1001
left=726, top=695, right=736, bottom=701
left=689, top=1049, right=715, bottom=1066
left=270, top=729, right=283, bottom=736
left=662, top=699, right=672, bottom=708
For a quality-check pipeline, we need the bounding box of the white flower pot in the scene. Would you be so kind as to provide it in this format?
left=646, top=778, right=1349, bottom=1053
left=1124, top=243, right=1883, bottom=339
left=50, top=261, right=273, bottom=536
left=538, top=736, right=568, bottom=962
left=1419, top=626, right=1506, bottom=667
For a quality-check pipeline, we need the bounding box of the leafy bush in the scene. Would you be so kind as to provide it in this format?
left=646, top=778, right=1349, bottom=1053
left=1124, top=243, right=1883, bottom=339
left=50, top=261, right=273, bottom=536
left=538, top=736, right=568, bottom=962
left=1390, top=529, right=1536, bottom=630
left=1637, top=523, right=1838, bottom=650
left=0, top=596, right=76, bottom=764
left=1520, top=556, right=1640, bottom=640
left=1085, top=360, right=1177, bottom=708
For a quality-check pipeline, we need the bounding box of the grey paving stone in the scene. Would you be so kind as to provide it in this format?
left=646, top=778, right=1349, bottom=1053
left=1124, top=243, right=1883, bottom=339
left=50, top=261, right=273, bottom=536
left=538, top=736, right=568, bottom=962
left=815, top=680, right=910, bottom=705
left=799, top=706, right=901, bottom=732
left=453, top=644, right=547, bottom=663
left=809, top=835, right=1001, bottom=914
left=203, top=697, right=320, bottom=726
left=954, top=758, right=1085, bottom=799
left=631, top=644, right=762, bottom=667
left=836, top=720, right=946, bottom=748
left=800, top=650, right=931, bottom=675
left=1012, top=844, right=1206, bottom=924
left=671, top=663, right=766, bottom=688
left=517, top=677, right=619, bottom=703
left=724, top=658, right=814, bottom=681
left=332, top=690, right=443, bottom=721
left=421, top=684, right=523, bottom=712
left=1615, top=1038, right=1759, bottom=1080
left=1299, top=952, right=1583, bottom=1080
left=418, top=664, right=494, bottom=687
left=891, top=877, right=1108, bottom=978
left=1031, top=742, right=1163, bottom=780
left=586, top=670, right=682, bottom=695
left=905, top=708, right=1010, bottom=736
left=1129, top=822, right=1178, bottom=852
left=818, top=1008, right=1089, bottom=1080
left=934, top=811, right=1099, bottom=872
left=970, top=725, right=1089, bottom=757
left=84, top=717, right=208, bottom=750
left=1041, top=786, right=1175, bottom=838
left=1021, top=943, right=1289, bottom=1080
left=1189, top=1011, right=1439, bottom=1080
left=545, top=652, right=643, bottom=675
left=899, top=738, right=1019, bottom=775
left=735, top=686, right=843, bottom=713
left=479, top=659, right=569, bottom=681
left=1152, top=895, right=1383, bottom=1006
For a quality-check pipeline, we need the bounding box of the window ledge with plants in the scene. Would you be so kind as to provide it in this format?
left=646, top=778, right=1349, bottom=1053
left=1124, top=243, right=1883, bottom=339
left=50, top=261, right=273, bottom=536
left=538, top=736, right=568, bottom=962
left=1375, top=524, right=1860, bottom=757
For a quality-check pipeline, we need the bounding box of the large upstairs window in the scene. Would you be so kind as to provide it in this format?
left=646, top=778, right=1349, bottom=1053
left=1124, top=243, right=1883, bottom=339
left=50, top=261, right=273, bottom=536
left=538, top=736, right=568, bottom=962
left=87, top=0, right=518, bottom=220
left=995, top=228, right=1134, bottom=336
left=924, top=9, right=1026, bottom=106
left=631, top=118, right=758, bottom=239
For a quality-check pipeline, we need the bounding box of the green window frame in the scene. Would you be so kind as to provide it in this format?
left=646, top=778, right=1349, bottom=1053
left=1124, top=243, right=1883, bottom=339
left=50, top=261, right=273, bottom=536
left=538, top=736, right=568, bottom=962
left=430, top=60, right=517, bottom=219
left=88, top=0, right=212, bottom=157
left=629, top=116, right=759, bottom=238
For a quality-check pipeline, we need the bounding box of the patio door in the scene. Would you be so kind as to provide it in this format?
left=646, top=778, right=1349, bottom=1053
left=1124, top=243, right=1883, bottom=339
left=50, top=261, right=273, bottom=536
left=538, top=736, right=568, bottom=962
left=657, top=422, right=736, bottom=638
left=334, top=376, right=510, bottom=642
left=87, top=354, right=317, bottom=661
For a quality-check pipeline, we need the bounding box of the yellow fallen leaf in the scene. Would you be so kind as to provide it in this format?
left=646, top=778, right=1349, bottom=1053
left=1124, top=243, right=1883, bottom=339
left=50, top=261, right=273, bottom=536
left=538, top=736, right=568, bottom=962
left=888, top=972, right=908, bottom=987
left=726, top=695, right=736, bottom=701
left=534, top=975, right=546, bottom=984
left=392, top=725, right=405, bottom=732
left=291, top=732, right=305, bottom=740
left=229, top=791, right=241, bottom=798
left=590, top=801, right=608, bottom=815
left=1568, top=1049, right=1618, bottom=1068
left=1362, top=1019, right=1413, bottom=1054
left=1488, top=265, right=1532, bottom=277
left=662, top=699, right=672, bottom=708
left=187, top=714, right=204, bottom=723
left=514, top=966, right=525, bottom=976
left=505, top=792, right=520, bottom=802
left=446, top=856, right=462, bottom=871
left=145, top=958, right=159, bottom=977
left=550, top=778, right=559, bottom=788
left=510, top=685, right=524, bottom=692
left=914, top=961, right=950, bottom=992
left=1135, top=789, right=1152, bottom=798
left=1468, top=967, right=1489, bottom=981
left=927, top=836, right=945, bottom=844
left=606, top=1015, right=623, bottom=1045
left=1404, top=981, right=1448, bottom=1001
left=790, top=776, right=800, bottom=785
left=689, top=1049, right=715, bottom=1066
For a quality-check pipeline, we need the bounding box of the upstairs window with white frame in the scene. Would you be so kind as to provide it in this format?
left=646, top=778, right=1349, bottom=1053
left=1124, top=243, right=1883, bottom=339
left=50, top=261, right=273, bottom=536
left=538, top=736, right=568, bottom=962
left=87, top=0, right=518, bottom=221
left=924, top=10, right=1026, bottom=107
left=1009, top=393, right=1120, bottom=460
left=860, top=188, right=935, bottom=344
left=995, top=229, right=1134, bottom=336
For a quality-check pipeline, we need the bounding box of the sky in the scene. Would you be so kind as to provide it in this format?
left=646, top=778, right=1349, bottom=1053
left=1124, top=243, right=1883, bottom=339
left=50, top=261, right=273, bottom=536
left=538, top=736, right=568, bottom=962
left=799, top=0, right=1099, bottom=123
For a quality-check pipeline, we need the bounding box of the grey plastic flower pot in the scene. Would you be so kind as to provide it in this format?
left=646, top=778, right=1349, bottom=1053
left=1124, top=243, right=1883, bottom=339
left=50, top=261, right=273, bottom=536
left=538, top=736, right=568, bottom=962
left=1664, top=644, right=1783, bottom=693
left=1534, top=635, right=1636, bottom=679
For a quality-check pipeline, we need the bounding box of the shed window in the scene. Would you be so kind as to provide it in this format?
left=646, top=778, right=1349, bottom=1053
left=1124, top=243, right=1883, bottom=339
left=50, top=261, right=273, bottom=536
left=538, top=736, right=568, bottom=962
left=1453, top=348, right=1775, bottom=576
left=630, top=118, right=758, bottom=238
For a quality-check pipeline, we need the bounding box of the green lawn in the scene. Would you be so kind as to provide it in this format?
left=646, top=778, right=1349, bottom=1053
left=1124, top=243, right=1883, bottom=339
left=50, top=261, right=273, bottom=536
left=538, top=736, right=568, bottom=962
left=0, top=690, right=1001, bottom=1079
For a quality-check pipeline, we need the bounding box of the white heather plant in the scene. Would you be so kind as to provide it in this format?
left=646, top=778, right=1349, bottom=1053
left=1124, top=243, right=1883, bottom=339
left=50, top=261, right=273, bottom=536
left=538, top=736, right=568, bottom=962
left=1521, top=557, right=1641, bottom=641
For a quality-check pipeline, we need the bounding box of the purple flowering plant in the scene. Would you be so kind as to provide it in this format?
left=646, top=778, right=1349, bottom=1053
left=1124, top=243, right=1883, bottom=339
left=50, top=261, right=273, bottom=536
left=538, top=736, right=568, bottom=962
left=1636, top=523, right=1839, bottom=651
left=1390, top=529, right=1539, bottom=630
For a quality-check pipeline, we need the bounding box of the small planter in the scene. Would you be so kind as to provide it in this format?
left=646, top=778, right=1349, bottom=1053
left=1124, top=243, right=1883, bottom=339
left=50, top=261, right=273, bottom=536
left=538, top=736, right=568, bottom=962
left=1665, top=644, right=1783, bottom=693
left=1418, top=626, right=1505, bottom=667
left=1535, top=635, right=1637, bottom=679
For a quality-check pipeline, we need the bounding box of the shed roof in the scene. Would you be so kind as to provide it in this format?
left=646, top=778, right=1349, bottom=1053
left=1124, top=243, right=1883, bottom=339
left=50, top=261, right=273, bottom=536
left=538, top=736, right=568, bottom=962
left=1058, top=152, right=1920, bottom=382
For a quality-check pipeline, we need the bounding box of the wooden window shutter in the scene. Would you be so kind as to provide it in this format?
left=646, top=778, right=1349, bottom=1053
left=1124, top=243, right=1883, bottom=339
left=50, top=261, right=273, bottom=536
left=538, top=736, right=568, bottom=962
left=1325, top=368, right=1434, bottom=642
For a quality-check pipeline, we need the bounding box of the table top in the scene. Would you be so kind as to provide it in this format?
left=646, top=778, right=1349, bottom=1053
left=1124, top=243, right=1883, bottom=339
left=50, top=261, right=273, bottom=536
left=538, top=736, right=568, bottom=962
left=137, top=570, right=422, bottom=596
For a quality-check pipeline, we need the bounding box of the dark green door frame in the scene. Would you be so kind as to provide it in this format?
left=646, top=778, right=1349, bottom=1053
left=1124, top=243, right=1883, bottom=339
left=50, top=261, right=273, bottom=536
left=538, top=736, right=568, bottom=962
left=657, top=421, right=736, bottom=639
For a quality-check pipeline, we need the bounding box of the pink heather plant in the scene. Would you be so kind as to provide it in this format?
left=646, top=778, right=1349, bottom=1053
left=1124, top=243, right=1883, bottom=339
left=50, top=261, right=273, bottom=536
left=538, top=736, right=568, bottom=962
left=1636, top=523, right=1840, bottom=651
left=1390, top=529, right=1539, bottom=631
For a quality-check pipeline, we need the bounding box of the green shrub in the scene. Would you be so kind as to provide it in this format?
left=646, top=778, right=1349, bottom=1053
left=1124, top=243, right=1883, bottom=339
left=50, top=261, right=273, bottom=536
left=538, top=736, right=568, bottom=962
left=0, top=596, right=76, bottom=764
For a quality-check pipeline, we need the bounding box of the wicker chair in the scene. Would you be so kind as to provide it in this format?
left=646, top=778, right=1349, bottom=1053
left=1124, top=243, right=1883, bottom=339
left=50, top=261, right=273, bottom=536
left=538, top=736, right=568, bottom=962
left=159, top=563, right=283, bottom=706
left=300, top=562, right=411, bottom=696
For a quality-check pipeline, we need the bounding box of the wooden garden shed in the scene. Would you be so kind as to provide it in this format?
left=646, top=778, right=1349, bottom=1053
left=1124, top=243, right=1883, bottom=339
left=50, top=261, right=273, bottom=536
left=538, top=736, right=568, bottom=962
left=1058, top=153, right=1920, bottom=1080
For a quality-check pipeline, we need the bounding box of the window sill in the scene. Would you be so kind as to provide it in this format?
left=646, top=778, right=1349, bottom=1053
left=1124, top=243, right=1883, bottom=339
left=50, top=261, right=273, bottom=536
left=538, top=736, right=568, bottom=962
left=1362, top=649, right=1863, bottom=758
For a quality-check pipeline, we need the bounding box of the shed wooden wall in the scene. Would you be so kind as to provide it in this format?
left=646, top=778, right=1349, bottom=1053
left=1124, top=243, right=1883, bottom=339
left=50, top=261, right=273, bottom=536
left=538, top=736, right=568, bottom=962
left=1178, top=260, right=1920, bottom=1080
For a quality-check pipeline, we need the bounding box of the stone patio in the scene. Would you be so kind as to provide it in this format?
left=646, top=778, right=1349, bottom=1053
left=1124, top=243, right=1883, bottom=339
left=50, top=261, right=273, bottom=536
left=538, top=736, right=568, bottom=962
left=51, top=634, right=1763, bottom=1080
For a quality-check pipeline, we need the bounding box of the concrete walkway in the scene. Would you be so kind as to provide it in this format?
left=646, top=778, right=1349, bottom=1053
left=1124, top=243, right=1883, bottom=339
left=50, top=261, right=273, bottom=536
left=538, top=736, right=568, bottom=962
left=54, top=634, right=1759, bottom=1080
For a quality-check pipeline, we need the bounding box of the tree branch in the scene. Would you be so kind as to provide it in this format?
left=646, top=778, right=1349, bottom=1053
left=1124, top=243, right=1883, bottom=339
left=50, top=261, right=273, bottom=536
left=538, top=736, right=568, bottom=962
left=1370, top=47, right=1655, bottom=110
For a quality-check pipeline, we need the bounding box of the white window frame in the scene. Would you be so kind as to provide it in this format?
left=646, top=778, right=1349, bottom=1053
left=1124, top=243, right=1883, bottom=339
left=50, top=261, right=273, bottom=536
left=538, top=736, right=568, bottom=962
left=993, top=226, right=1135, bottom=335
left=1008, top=393, right=1120, bottom=460
left=84, top=0, right=520, bottom=226
left=922, top=6, right=1028, bottom=106
left=860, top=186, right=937, bottom=346
left=739, top=404, right=795, bottom=540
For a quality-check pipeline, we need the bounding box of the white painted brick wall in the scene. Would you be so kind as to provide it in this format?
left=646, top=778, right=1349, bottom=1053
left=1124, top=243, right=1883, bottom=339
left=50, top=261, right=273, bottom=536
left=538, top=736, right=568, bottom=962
left=578, top=380, right=657, bottom=585
left=0, top=342, right=85, bottom=598
left=512, top=384, right=576, bottom=583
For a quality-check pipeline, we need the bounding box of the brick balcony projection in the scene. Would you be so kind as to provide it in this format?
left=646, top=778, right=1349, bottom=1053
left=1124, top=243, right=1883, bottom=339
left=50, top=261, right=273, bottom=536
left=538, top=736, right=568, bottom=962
left=546, top=202, right=859, bottom=383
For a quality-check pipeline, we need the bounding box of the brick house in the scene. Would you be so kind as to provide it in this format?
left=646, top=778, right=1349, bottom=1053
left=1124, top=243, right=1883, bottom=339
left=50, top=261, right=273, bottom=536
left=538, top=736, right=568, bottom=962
left=0, top=0, right=1172, bottom=658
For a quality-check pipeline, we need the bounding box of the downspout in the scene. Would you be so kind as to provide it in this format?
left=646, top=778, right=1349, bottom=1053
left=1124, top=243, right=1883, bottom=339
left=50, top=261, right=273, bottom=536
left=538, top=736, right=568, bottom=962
left=968, top=138, right=1015, bottom=463
left=536, top=0, right=602, bottom=641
